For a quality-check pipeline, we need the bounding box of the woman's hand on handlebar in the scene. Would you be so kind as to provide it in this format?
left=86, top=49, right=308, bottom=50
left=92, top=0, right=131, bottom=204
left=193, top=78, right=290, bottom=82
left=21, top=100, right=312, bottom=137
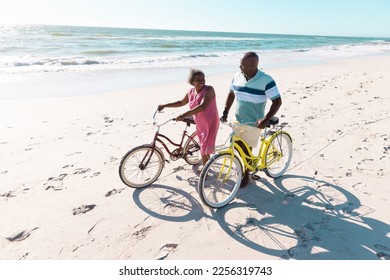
left=176, top=114, right=185, bottom=122
left=157, top=104, right=165, bottom=111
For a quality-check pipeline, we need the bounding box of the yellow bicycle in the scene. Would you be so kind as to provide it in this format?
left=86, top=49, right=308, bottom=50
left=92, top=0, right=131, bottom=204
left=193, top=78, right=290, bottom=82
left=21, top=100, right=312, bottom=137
left=198, top=116, right=293, bottom=208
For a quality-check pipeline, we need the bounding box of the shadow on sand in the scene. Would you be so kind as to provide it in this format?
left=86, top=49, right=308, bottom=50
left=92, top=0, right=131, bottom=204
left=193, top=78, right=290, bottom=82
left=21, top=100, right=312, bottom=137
left=132, top=174, right=390, bottom=259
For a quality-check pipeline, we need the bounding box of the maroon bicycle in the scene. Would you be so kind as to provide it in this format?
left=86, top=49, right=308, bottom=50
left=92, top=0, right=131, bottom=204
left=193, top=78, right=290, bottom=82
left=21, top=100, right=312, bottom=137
left=119, top=110, right=201, bottom=188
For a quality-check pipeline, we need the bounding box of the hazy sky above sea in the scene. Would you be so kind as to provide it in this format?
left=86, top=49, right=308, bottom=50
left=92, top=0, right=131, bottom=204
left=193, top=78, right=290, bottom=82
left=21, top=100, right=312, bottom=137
left=0, top=0, right=389, bottom=38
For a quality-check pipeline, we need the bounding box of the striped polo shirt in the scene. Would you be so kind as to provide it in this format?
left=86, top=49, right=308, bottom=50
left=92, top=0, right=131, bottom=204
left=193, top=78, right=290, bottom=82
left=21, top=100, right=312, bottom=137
left=230, top=70, right=280, bottom=126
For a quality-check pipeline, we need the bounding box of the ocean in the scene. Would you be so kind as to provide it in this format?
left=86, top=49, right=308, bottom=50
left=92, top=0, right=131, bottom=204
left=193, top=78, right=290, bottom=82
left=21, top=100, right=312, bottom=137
left=1, top=24, right=389, bottom=99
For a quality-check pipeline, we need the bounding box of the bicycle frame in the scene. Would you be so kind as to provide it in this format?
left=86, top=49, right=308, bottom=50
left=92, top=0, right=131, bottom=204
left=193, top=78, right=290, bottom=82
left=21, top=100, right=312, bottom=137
left=197, top=118, right=292, bottom=208
left=138, top=111, right=198, bottom=169
left=219, top=125, right=286, bottom=172
left=152, top=123, right=193, bottom=158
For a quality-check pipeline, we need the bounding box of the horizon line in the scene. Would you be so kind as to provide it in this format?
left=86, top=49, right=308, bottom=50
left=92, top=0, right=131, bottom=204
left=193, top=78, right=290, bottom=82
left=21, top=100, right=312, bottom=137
left=1, top=22, right=389, bottom=39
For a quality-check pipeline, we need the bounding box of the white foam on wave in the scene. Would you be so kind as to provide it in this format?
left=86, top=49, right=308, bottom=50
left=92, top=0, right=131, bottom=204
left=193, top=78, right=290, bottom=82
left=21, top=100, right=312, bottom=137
left=1, top=41, right=390, bottom=75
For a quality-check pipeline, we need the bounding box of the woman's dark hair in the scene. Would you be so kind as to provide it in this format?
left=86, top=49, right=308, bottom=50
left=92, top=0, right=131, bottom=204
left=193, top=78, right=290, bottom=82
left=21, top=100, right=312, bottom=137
left=188, top=68, right=205, bottom=84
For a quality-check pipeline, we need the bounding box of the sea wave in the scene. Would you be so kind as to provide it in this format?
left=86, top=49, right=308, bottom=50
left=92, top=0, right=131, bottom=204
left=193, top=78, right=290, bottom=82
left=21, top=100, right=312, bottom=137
left=1, top=40, right=390, bottom=74
left=82, top=50, right=122, bottom=55
left=129, top=35, right=273, bottom=41
left=51, top=32, right=73, bottom=37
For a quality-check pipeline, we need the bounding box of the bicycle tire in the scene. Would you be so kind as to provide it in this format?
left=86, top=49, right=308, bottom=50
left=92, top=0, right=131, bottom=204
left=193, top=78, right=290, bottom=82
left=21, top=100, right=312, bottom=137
left=263, top=131, right=293, bottom=178
left=198, top=153, right=243, bottom=208
left=183, top=131, right=202, bottom=165
left=119, top=144, right=164, bottom=188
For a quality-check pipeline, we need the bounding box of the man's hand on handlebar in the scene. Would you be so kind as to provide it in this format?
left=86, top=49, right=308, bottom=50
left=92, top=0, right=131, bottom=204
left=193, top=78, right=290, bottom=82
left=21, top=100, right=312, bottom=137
left=220, top=114, right=228, bottom=123
left=220, top=107, right=228, bottom=123
left=256, top=118, right=269, bottom=129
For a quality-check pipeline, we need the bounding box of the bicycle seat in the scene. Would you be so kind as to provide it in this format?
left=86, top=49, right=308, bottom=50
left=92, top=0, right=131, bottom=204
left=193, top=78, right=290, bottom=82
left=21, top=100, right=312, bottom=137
left=183, top=117, right=195, bottom=126
left=267, top=116, right=279, bottom=127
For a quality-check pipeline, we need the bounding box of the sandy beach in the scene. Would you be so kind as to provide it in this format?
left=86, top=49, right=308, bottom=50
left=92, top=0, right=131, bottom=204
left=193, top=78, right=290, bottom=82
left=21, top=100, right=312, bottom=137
left=0, top=55, right=389, bottom=260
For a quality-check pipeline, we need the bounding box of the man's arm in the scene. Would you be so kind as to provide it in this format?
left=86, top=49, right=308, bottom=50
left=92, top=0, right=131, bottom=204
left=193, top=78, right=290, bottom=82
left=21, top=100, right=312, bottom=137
left=220, top=90, right=235, bottom=122
left=257, top=97, right=282, bottom=129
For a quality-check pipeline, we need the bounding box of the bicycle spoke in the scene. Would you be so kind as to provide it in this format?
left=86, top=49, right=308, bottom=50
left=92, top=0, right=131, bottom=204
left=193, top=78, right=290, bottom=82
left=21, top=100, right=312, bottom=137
left=199, top=154, right=242, bottom=208
left=264, top=132, right=292, bottom=178
left=184, top=131, right=202, bottom=165
left=119, top=145, right=164, bottom=188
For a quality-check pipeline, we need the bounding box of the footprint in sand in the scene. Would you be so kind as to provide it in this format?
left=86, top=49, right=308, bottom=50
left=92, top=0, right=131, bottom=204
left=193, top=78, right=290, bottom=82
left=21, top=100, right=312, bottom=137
left=175, top=175, right=183, bottom=181
left=6, top=228, right=38, bottom=242
left=1, top=191, right=15, bottom=198
left=19, top=252, right=29, bottom=260
left=73, top=168, right=91, bottom=175
left=352, top=182, right=365, bottom=191
left=105, top=188, right=125, bottom=197
left=45, top=174, right=67, bottom=191
left=157, top=243, right=178, bottom=260
left=132, top=226, right=152, bottom=240
left=47, top=173, right=68, bottom=182
left=377, top=169, right=385, bottom=177
left=103, top=116, right=114, bottom=124
left=90, top=172, right=101, bottom=178
left=45, top=185, right=63, bottom=191
left=72, top=204, right=96, bottom=215
left=173, top=166, right=185, bottom=172
left=86, top=130, right=101, bottom=136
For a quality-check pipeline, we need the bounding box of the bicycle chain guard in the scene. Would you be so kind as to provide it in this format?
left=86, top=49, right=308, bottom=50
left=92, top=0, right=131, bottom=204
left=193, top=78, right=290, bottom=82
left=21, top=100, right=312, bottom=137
left=170, top=148, right=183, bottom=161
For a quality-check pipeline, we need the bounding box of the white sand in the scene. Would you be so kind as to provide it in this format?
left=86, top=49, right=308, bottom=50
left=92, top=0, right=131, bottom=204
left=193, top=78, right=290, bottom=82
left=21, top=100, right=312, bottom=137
left=0, top=55, right=389, bottom=260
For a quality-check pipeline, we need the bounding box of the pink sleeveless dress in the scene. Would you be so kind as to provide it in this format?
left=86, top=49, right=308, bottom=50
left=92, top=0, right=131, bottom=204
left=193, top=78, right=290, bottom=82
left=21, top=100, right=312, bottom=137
left=188, top=86, right=219, bottom=156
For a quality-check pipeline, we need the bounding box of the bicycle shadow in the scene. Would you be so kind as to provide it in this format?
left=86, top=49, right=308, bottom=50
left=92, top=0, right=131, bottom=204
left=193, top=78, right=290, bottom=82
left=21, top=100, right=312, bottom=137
left=132, top=183, right=206, bottom=222
left=131, top=174, right=390, bottom=259
left=212, top=174, right=390, bottom=259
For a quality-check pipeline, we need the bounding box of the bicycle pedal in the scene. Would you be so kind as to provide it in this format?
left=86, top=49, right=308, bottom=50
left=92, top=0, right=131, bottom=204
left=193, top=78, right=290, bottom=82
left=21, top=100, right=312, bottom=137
left=251, top=174, right=261, bottom=181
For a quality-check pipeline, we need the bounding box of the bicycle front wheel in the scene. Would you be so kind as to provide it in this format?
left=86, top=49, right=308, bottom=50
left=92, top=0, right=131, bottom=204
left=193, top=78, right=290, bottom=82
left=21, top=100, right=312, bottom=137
left=198, top=153, right=243, bottom=208
left=183, top=131, right=202, bottom=165
left=119, top=144, right=164, bottom=188
left=264, top=132, right=293, bottom=178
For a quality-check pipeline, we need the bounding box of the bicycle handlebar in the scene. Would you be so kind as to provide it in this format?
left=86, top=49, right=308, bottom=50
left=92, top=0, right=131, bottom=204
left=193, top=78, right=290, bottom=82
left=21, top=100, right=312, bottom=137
left=153, top=110, right=175, bottom=127
left=153, top=110, right=195, bottom=127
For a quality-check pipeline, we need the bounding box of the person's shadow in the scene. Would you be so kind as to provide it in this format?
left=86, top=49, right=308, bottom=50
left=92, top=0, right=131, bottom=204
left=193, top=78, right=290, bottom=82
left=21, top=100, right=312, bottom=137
left=132, top=174, right=390, bottom=259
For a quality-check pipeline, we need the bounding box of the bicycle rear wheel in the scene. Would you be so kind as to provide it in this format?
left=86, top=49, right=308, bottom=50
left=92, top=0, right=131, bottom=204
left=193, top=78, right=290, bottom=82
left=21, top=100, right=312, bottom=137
left=119, top=144, right=164, bottom=188
left=264, top=132, right=292, bottom=178
left=198, top=153, right=243, bottom=208
left=183, top=131, right=202, bottom=165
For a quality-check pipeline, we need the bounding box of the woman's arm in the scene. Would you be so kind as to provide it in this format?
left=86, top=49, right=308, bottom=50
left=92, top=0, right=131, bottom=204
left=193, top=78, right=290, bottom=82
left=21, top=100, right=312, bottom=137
left=158, top=93, right=189, bottom=111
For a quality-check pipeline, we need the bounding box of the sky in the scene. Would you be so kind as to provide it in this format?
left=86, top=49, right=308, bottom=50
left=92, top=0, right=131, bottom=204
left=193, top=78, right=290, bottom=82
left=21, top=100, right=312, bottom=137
left=0, top=0, right=389, bottom=38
